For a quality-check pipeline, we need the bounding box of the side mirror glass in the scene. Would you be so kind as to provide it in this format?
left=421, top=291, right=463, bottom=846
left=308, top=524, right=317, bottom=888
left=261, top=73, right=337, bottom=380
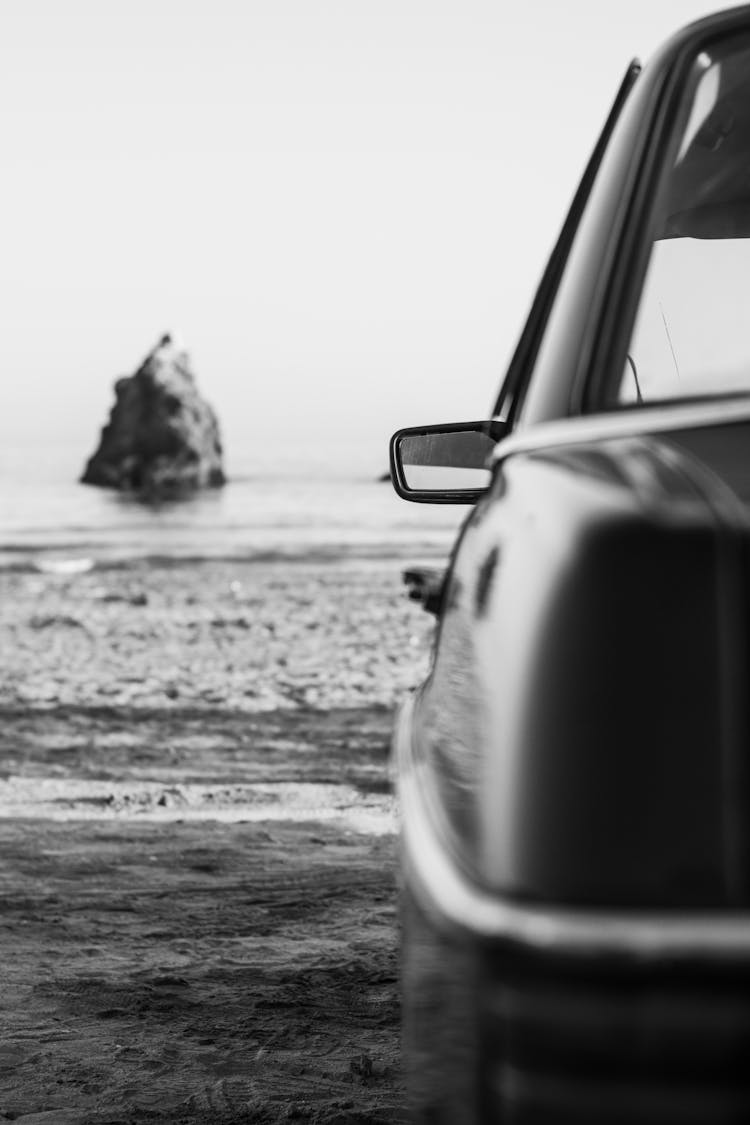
left=389, top=420, right=506, bottom=503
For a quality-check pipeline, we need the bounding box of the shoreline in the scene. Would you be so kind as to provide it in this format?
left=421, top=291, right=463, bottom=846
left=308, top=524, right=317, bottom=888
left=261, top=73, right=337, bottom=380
left=0, top=543, right=452, bottom=575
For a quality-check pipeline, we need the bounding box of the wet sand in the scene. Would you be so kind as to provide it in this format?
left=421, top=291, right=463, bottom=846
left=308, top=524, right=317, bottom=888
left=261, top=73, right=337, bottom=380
left=0, top=561, right=435, bottom=1123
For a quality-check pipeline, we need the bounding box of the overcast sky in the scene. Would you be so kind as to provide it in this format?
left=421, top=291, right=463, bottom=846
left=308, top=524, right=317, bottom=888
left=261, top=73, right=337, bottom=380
left=0, top=0, right=722, bottom=475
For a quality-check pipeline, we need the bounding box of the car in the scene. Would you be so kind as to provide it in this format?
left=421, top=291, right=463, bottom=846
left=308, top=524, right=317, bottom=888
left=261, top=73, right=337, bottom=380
left=388, top=7, right=750, bottom=1123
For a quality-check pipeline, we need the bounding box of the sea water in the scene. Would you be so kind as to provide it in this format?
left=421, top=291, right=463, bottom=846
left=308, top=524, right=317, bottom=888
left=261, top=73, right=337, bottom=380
left=0, top=437, right=465, bottom=571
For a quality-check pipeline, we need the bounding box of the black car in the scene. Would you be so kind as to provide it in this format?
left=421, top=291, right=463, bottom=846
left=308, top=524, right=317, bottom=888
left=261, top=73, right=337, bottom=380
left=389, top=7, right=750, bottom=1123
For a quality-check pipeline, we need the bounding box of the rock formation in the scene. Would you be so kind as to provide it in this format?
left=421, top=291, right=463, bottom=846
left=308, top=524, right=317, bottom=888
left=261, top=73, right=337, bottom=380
left=81, top=334, right=226, bottom=496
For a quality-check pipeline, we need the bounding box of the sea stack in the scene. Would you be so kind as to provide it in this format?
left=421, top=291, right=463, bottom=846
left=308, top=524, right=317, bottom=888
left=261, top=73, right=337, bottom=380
left=81, top=334, right=226, bottom=496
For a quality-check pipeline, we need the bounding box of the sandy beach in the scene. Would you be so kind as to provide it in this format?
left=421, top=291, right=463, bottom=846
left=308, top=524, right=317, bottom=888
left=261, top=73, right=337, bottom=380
left=0, top=559, right=436, bottom=1123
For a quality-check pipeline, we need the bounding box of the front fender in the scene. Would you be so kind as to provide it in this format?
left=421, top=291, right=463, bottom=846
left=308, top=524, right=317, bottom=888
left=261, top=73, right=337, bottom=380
left=410, top=435, right=748, bottom=909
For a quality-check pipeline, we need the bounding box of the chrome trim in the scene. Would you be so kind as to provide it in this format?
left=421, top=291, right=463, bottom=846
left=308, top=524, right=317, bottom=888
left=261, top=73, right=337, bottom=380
left=396, top=694, right=750, bottom=961
left=491, top=397, right=750, bottom=467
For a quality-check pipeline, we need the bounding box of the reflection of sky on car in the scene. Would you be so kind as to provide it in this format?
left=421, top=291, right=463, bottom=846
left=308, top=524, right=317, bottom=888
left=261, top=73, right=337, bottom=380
left=403, top=465, right=492, bottom=492
left=622, top=237, right=750, bottom=403
left=676, top=55, right=718, bottom=161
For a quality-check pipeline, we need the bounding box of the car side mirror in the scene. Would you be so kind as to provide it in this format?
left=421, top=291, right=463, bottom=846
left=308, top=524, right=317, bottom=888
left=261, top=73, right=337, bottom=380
left=389, top=420, right=506, bottom=504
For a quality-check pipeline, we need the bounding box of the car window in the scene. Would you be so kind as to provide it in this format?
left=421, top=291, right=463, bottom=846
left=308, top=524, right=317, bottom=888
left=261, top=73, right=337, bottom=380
left=618, top=39, right=750, bottom=407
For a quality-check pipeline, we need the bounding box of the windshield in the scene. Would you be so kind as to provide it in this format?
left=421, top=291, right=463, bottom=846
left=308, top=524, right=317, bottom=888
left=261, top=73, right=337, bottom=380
left=618, top=38, right=750, bottom=406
